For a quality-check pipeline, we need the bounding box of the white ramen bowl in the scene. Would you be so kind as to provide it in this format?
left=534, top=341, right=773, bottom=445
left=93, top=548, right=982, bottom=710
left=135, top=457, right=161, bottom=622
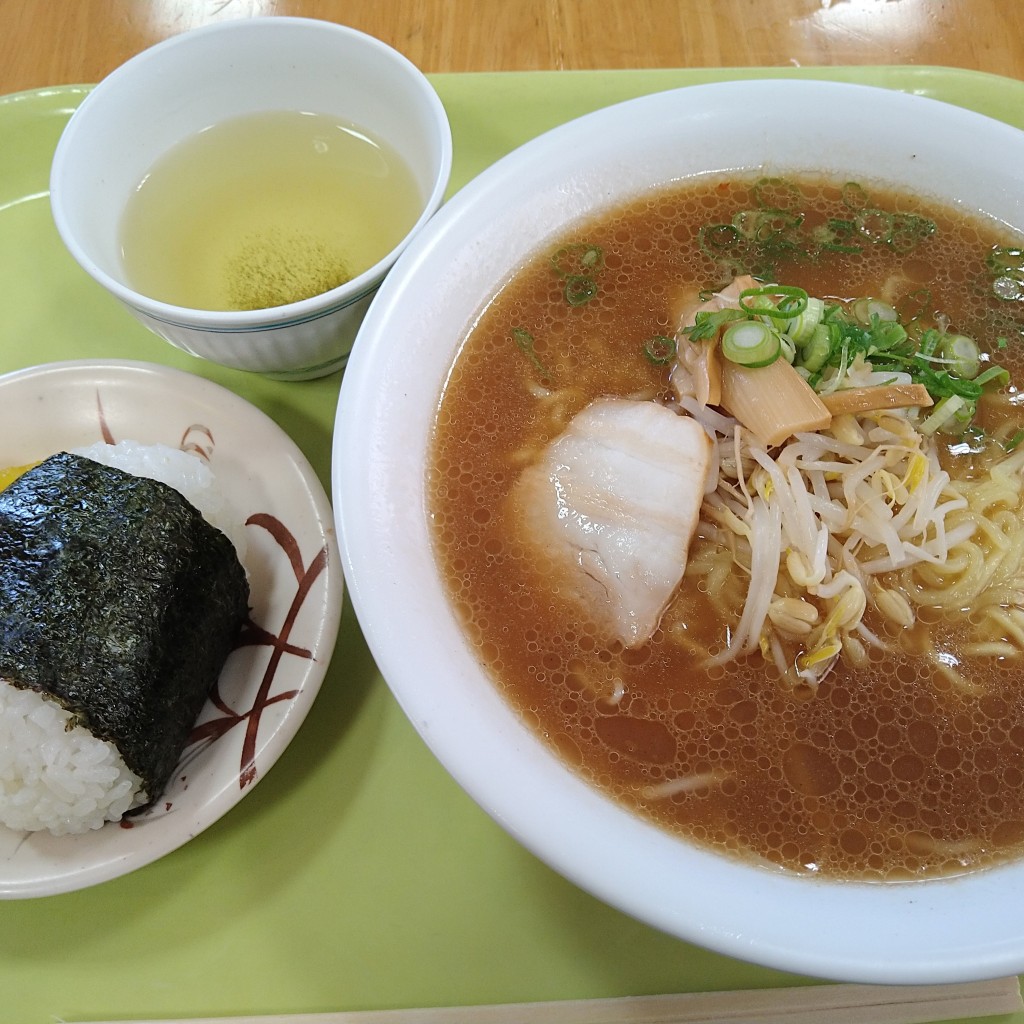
left=334, top=79, right=1024, bottom=983
left=50, top=17, right=452, bottom=380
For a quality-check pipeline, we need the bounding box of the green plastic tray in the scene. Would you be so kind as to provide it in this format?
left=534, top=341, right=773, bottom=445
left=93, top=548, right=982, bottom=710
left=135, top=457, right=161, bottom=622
left=1, top=65, right=1023, bottom=1024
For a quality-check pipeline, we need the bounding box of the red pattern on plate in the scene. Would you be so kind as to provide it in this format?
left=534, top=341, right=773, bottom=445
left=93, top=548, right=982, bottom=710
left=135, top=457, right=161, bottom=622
left=193, top=515, right=328, bottom=790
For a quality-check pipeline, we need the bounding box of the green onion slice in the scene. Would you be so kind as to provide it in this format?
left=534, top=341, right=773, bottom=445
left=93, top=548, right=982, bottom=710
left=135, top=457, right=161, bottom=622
left=920, top=394, right=968, bottom=436
left=975, top=364, right=1011, bottom=388
left=721, top=320, right=782, bottom=368
left=988, top=247, right=1024, bottom=275
left=889, top=213, right=936, bottom=254
left=938, top=334, right=981, bottom=380
left=684, top=307, right=747, bottom=342
left=732, top=208, right=804, bottom=242
left=841, top=182, right=869, bottom=211
left=855, top=209, right=895, bottom=245
left=564, top=275, right=597, bottom=307
left=512, top=327, right=548, bottom=377
left=643, top=335, right=677, bottom=365
left=869, top=319, right=908, bottom=352
left=738, top=285, right=808, bottom=320
left=918, top=329, right=943, bottom=360
left=699, top=223, right=744, bottom=255
left=799, top=325, right=832, bottom=373
left=1003, top=428, right=1024, bottom=452
left=786, top=296, right=825, bottom=344
left=851, top=297, right=898, bottom=325
left=550, top=243, right=604, bottom=278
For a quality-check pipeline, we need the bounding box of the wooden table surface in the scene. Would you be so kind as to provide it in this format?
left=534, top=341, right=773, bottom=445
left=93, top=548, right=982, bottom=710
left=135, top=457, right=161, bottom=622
left=2, top=0, right=1024, bottom=93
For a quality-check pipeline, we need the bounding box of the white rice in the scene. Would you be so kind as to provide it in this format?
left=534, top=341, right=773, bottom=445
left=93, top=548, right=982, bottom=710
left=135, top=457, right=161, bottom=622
left=0, top=440, right=242, bottom=835
left=0, top=680, right=144, bottom=835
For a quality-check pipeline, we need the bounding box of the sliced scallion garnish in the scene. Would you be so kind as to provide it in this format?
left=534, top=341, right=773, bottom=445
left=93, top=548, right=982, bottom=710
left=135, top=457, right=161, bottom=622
left=855, top=209, right=895, bottom=245
left=890, top=213, right=936, bottom=254
left=851, top=297, right=898, bottom=326
left=841, top=182, right=869, bottom=210
left=512, top=327, right=548, bottom=377
left=938, top=334, right=981, bottom=380
left=974, top=364, right=1011, bottom=388
left=869, top=318, right=907, bottom=352
left=564, top=275, right=597, bottom=307
left=920, top=394, right=968, bottom=436
left=683, top=307, right=747, bottom=342
left=550, top=243, right=604, bottom=278
left=721, top=320, right=782, bottom=368
left=1003, top=428, right=1024, bottom=452
left=786, top=296, right=825, bottom=344
left=799, top=325, right=832, bottom=374
left=550, top=243, right=604, bottom=308
left=738, top=285, right=808, bottom=320
left=643, top=335, right=677, bottom=365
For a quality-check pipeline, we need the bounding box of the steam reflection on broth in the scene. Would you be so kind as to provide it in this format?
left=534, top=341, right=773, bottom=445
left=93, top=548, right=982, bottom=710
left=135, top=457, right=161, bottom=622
left=427, top=175, right=1024, bottom=880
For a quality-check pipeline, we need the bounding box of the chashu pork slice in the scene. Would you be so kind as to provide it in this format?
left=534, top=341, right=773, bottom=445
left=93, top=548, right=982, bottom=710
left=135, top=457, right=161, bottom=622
left=509, top=397, right=711, bottom=647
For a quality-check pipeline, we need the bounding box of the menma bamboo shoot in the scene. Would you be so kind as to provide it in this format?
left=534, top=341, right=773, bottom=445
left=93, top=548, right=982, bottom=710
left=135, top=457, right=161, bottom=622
left=719, top=357, right=831, bottom=447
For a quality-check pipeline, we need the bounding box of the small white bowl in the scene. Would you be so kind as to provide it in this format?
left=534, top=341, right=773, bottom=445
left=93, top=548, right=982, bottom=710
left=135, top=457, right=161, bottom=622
left=335, top=79, right=1024, bottom=983
left=49, top=17, right=452, bottom=380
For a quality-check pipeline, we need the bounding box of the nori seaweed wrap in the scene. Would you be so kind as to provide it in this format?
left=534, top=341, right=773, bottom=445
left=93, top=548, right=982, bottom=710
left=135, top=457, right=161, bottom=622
left=0, top=451, right=250, bottom=805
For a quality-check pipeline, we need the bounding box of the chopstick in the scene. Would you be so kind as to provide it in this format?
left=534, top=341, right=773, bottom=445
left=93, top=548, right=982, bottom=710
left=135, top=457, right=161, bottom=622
left=74, top=976, right=1023, bottom=1024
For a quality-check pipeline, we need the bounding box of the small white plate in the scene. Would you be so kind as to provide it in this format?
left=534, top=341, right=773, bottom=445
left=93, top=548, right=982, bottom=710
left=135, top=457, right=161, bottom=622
left=0, top=359, right=343, bottom=897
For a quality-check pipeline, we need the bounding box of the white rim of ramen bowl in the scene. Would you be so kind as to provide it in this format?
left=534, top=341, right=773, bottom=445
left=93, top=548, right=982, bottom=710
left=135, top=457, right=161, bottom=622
left=49, top=17, right=452, bottom=371
left=334, top=78, right=1024, bottom=984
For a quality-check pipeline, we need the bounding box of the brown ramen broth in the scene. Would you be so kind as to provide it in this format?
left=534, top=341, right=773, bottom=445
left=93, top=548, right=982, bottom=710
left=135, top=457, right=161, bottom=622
left=427, top=175, right=1024, bottom=880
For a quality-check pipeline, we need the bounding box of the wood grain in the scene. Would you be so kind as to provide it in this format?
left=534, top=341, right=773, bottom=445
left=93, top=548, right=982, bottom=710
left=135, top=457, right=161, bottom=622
left=69, top=977, right=1024, bottom=1024
left=2, top=0, right=1024, bottom=95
